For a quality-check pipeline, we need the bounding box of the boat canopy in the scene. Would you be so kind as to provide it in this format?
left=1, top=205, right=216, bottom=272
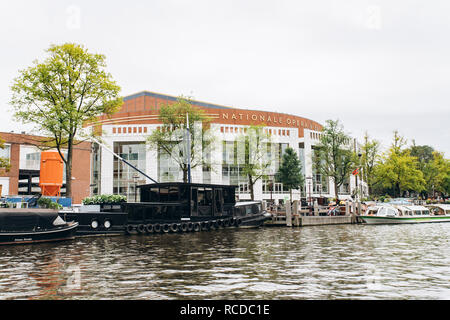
left=395, top=205, right=429, bottom=216
left=0, top=209, right=61, bottom=231
left=377, top=205, right=399, bottom=216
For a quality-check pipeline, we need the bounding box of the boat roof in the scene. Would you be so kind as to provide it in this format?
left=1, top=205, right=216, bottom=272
left=137, top=182, right=238, bottom=189
left=396, top=205, right=429, bottom=211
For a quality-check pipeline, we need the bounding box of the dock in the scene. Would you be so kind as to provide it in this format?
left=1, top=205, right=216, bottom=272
left=263, top=201, right=361, bottom=227
left=265, top=214, right=356, bottom=227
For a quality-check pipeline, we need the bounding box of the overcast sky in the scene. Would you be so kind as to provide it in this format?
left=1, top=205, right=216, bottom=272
left=0, top=0, right=449, bottom=156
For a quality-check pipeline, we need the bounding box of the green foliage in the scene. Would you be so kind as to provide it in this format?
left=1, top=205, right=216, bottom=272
left=82, top=194, right=127, bottom=205
left=314, top=119, right=356, bottom=201
left=275, top=147, right=304, bottom=201
left=360, top=132, right=380, bottom=195
left=37, top=197, right=63, bottom=209
left=373, top=131, right=426, bottom=197
left=421, top=151, right=450, bottom=197
left=236, top=125, right=272, bottom=200
left=10, top=43, right=122, bottom=197
left=146, top=96, right=216, bottom=183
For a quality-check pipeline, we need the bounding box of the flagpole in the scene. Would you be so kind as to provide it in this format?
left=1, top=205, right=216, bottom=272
left=186, top=112, right=192, bottom=184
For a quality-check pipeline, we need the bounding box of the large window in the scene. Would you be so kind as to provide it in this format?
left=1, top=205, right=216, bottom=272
left=91, top=143, right=101, bottom=195
left=0, top=144, right=10, bottom=161
left=313, top=173, right=329, bottom=194
left=113, top=142, right=146, bottom=201
left=338, top=178, right=350, bottom=195
left=158, top=147, right=183, bottom=182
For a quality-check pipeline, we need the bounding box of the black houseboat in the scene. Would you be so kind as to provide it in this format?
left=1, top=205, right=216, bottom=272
left=122, top=182, right=269, bottom=234
left=66, top=182, right=269, bottom=236
left=0, top=209, right=78, bottom=245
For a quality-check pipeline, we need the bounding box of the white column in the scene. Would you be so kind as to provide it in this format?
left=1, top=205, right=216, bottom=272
left=210, top=128, right=222, bottom=184
left=100, top=142, right=114, bottom=194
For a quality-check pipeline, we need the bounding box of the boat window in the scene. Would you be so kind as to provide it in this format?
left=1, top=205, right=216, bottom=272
left=223, top=188, right=235, bottom=203
left=246, top=205, right=252, bottom=215
left=387, top=208, right=397, bottom=215
left=159, top=187, right=169, bottom=202
left=204, top=188, right=213, bottom=206
left=198, top=188, right=205, bottom=205
left=191, top=188, right=198, bottom=214
left=168, top=186, right=179, bottom=202
left=214, top=188, right=223, bottom=214
left=422, top=210, right=429, bottom=215
left=149, top=188, right=159, bottom=202
left=414, top=210, right=421, bottom=215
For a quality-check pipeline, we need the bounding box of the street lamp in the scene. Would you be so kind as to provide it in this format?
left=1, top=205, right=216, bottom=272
left=306, top=176, right=313, bottom=216
left=133, top=173, right=139, bottom=202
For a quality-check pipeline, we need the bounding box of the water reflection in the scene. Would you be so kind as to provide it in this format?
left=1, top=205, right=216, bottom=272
left=1, top=223, right=450, bottom=299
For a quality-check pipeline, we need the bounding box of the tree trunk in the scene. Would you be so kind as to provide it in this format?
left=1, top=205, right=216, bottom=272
left=183, top=168, right=188, bottom=183
left=65, top=139, right=73, bottom=199
left=334, top=180, right=339, bottom=203
left=249, top=175, right=255, bottom=201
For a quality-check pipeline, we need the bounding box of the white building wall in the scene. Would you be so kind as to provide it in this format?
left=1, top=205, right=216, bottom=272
left=93, top=122, right=361, bottom=202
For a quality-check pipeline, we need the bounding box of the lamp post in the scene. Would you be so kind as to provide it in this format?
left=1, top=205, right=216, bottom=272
left=356, top=152, right=362, bottom=201
left=133, top=173, right=139, bottom=202
left=306, top=176, right=313, bottom=216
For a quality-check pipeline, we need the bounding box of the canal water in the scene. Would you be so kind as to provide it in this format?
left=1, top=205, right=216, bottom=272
left=1, top=223, right=450, bottom=300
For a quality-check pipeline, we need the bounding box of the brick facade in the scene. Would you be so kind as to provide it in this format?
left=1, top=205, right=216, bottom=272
left=0, top=132, right=91, bottom=204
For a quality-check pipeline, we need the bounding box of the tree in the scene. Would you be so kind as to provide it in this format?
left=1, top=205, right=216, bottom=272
left=409, top=142, right=435, bottom=167
left=373, top=131, right=425, bottom=197
left=422, top=151, right=450, bottom=198
left=146, top=96, right=216, bottom=183
left=314, top=119, right=355, bottom=202
left=275, top=147, right=304, bottom=202
left=360, top=132, right=380, bottom=196
left=10, top=43, right=122, bottom=198
left=236, top=125, right=271, bottom=200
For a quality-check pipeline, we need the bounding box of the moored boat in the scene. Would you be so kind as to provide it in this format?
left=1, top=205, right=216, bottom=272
left=360, top=204, right=450, bottom=224
left=121, top=182, right=269, bottom=234
left=0, top=209, right=78, bottom=245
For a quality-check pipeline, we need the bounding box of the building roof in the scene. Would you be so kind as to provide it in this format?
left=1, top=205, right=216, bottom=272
left=123, top=91, right=233, bottom=110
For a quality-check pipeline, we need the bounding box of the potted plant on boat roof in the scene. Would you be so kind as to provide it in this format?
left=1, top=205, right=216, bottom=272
left=82, top=194, right=127, bottom=212
left=37, top=197, right=63, bottom=210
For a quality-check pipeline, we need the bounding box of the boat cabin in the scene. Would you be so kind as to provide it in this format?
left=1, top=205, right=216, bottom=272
left=122, top=182, right=237, bottom=224
left=396, top=205, right=430, bottom=216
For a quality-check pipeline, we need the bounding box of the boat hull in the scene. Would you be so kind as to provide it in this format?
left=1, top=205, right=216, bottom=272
left=0, top=222, right=78, bottom=245
left=60, top=211, right=128, bottom=236
left=360, top=215, right=450, bottom=225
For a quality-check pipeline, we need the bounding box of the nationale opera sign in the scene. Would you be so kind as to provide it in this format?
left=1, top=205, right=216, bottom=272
left=221, top=111, right=319, bottom=130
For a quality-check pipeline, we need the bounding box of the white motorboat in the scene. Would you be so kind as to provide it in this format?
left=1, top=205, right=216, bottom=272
left=360, top=204, right=450, bottom=224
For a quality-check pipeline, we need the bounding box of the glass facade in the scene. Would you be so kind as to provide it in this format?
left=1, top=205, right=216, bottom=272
left=113, top=142, right=146, bottom=201
left=158, top=147, right=183, bottom=182
left=92, top=143, right=101, bottom=195
left=0, top=144, right=10, bottom=161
